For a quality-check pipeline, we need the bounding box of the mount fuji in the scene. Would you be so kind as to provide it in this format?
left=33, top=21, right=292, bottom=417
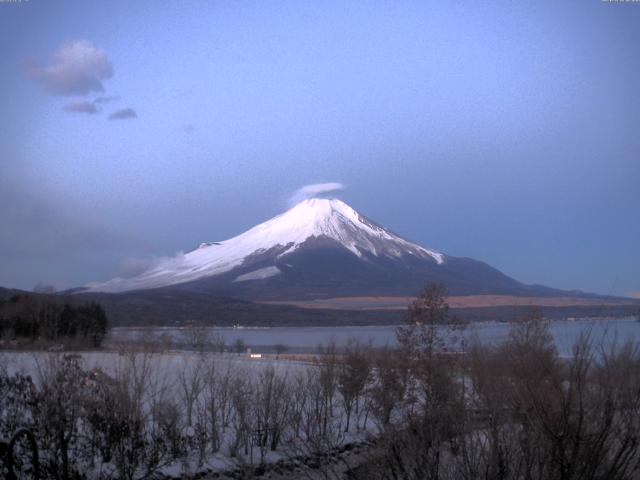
left=87, top=198, right=565, bottom=300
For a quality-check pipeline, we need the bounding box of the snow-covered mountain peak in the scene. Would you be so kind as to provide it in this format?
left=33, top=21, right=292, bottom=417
left=286, top=197, right=360, bottom=220
left=87, top=198, right=444, bottom=293
left=251, top=197, right=384, bottom=242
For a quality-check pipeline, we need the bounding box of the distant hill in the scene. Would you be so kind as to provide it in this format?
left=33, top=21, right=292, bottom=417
left=0, top=286, right=23, bottom=301
left=2, top=286, right=637, bottom=327
left=75, top=288, right=400, bottom=326
left=67, top=289, right=640, bottom=326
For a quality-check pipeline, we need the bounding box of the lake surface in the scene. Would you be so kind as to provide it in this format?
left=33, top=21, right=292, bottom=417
left=109, top=317, right=640, bottom=355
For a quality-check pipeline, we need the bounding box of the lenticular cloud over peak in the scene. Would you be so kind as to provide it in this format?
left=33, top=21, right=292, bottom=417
left=289, top=182, right=346, bottom=205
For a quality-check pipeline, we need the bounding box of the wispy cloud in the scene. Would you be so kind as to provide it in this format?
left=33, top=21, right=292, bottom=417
left=115, top=253, right=188, bottom=279
left=63, top=101, right=98, bottom=114
left=0, top=179, right=141, bottom=259
left=0, top=167, right=151, bottom=289
left=289, top=182, right=346, bottom=205
left=108, top=108, right=137, bottom=120
left=179, top=123, right=196, bottom=133
left=25, top=40, right=113, bottom=96
left=116, top=257, right=156, bottom=278
left=93, top=95, right=120, bottom=104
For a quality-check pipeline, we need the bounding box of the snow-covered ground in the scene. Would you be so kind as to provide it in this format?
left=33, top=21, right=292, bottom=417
left=0, top=348, right=375, bottom=479
left=0, top=350, right=306, bottom=382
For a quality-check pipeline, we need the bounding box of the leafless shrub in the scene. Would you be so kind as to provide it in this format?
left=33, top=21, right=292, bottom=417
left=33, top=353, right=91, bottom=479
left=83, top=349, right=181, bottom=480
left=318, top=340, right=340, bottom=425
left=251, top=366, right=291, bottom=463
left=211, top=331, right=226, bottom=353
left=178, top=356, right=205, bottom=428
left=282, top=368, right=350, bottom=480
left=287, top=371, right=311, bottom=440
left=200, top=359, right=231, bottom=455
left=338, top=338, right=372, bottom=432
left=274, top=343, right=288, bottom=358
left=233, top=338, right=247, bottom=355
left=184, top=321, right=211, bottom=353
left=448, top=312, right=640, bottom=480
left=368, top=347, right=409, bottom=428
left=229, top=373, right=253, bottom=459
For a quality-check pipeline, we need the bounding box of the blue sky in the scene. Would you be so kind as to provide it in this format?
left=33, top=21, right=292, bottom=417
left=0, top=0, right=638, bottom=296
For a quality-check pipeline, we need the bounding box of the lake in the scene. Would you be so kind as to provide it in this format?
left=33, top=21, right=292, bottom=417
left=108, top=317, right=640, bottom=356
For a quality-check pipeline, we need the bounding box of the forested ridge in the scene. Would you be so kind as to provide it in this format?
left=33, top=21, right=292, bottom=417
left=0, top=294, right=108, bottom=347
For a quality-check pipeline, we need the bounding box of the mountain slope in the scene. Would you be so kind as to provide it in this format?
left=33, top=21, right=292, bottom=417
left=87, top=198, right=570, bottom=299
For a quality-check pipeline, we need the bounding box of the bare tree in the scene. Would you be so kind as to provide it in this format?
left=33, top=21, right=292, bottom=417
left=253, top=366, right=291, bottom=462
left=274, top=343, right=288, bottom=359
left=450, top=312, right=640, bottom=480
left=338, top=339, right=372, bottom=432
left=368, top=347, right=407, bottom=428
left=201, top=359, right=226, bottom=454
left=184, top=321, right=211, bottom=353
left=318, top=340, right=340, bottom=426
left=229, top=374, right=253, bottom=458
left=211, top=331, right=226, bottom=354
left=33, top=353, right=89, bottom=479
left=396, top=283, right=464, bottom=360
left=362, top=284, right=468, bottom=479
left=83, top=349, right=180, bottom=480
left=233, top=338, right=247, bottom=355
left=177, top=356, right=206, bottom=428
left=287, top=371, right=311, bottom=440
left=283, top=368, right=350, bottom=480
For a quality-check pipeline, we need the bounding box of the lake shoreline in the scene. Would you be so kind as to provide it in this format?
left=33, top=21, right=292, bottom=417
left=107, top=316, right=640, bottom=357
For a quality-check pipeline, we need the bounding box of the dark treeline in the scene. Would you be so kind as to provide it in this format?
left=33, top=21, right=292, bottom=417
left=0, top=294, right=108, bottom=347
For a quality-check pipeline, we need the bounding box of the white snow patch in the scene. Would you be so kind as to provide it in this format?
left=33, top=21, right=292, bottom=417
left=233, top=266, right=281, bottom=282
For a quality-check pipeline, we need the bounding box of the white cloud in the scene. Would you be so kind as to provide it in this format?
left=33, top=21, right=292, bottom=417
left=25, top=40, right=113, bottom=96
left=289, top=182, right=346, bottom=205
left=116, top=253, right=187, bottom=278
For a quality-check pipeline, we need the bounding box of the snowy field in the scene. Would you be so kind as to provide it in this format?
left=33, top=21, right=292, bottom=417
left=107, top=316, right=640, bottom=356
left=0, top=349, right=364, bottom=478
left=0, top=350, right=308, bottom=383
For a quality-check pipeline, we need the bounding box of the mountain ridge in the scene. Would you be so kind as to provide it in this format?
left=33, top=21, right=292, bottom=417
left=85, top=198, right=592, bottom=300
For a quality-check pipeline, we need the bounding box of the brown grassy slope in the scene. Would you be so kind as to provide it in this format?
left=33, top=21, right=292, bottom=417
left=261, top=295, right=640, bottom=311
